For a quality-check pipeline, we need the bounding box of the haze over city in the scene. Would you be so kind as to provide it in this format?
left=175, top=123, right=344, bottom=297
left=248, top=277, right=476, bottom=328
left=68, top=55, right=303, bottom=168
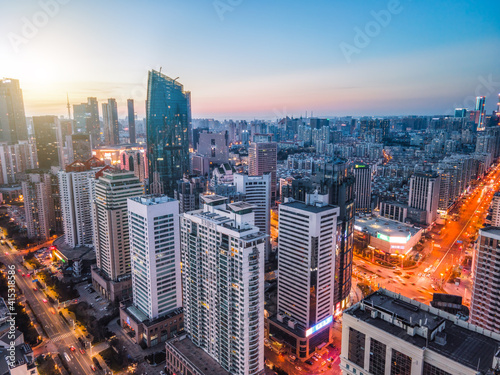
left=2, top=0, right=500, bottom=119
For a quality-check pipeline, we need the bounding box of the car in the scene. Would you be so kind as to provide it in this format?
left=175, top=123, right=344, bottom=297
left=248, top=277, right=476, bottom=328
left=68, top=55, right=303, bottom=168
left=327, top=357, right=333, bottom=362
left=305, top=360, right=313, bottom=365
left=295, top=366, right=302, bottom=371
left=4, top=252, right=7, bottom=255
left=64, top=352, right=71, bottom=362
left=79, top=348, right=85, bottom=354
left=33, top=287, right=37, bottom=291
left=42, top=299, right=47, bottom=303
left=311, top=356, right=318, bottom=361
left=321, top=360, right=327, bottom=366
left=90, top=365, right=96, bottom=372
left=70, top=346, right=75, bottom=351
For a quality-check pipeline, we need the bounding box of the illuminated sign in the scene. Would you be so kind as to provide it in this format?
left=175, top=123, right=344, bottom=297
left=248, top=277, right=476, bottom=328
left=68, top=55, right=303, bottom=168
left=377, top=233, right=411, bottom=244
left=305, top=315, right=333, bottom=337
left=355, top=164, right=366, bottom=168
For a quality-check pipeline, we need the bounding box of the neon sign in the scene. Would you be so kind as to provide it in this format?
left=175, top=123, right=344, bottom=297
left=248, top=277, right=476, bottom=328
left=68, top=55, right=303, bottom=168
left=306, top=315, right=333, bottom=337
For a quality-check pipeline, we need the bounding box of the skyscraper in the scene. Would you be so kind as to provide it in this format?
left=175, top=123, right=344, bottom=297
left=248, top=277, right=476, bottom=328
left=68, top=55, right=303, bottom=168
left=0, top=78, right=28, bottom=143
left=33, top=115, right=63, bottom=169
left=22, top=171, right=55, bottom=241
left=119, top=195, right=184, bottom=347
left=470, top=227, right=500, bottom=334
left=181, top=195, right=266, bottom=375
left=127, top=99, right=136, bottom=144
left=73, top=97, right=100, bottom=147
left=248, top=142, right=277, bottom=204
left=0, top=141, right=37, bottom=184
left=102, top=98, right=119, bottom=145
left=91, top=170, right=143, bottom=302
left=67, top=133, right=92, bottom=163
left=316, top=158, right=355, bottom=310
left=353, top=164, right=372, bottom=214
left=233, top=173, right=271, bottom=259
left=476, top=96, right=486, bottom=131
left=147, top=70, right=190, bottom=197
left=58, top=158, right=107, bottom=248
left=408, top=172, right=440, bottom=225
left=269, top=197, right=339, bottom=359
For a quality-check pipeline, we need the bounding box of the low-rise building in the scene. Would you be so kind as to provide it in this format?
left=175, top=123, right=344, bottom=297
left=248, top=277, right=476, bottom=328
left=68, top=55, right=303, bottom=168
left=354, top=215, right=422, bottom=255
left=341, top=289, right=500, bottom=375
left=165, top=335, right=231, bottom=375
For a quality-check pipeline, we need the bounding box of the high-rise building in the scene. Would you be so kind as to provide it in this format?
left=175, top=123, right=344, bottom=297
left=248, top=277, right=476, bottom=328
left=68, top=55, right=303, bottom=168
left=33, top=115, right=63, bottom=169
left=470, top=227, right=500, bottom=333
left=174, top=176, right=205, bottom=213
left=490, top=192, right=500, bottom=226
left=408, top=172, right=440, bottom=225
left=22, top=171, right=55, bottom=241
left=269, top=197, right=339, bottom=359
left=233, top=173, right=271, bottom=259
left=315, top=158, right=355, bottom=310
left=87, top=97, right=100, bottom=146
left=73, top=103, right=89, bottom=134
left=181, top=195, right=266, bottom=375
left=196, top=131, right=229, bottom=165
left=67, top=133, right=92, bottom=163
left=58, top=158, right=107, bottom=248
left=147, top=70, right=190, bottom=197
left=73, top=97, right=100, bottom=147
left=119, top=195, right=184, bottom=347
left=0, top=141, right=37, bottom=184
left=353, top=164, right=372, bottom=214
left=91, top=170, right=143, bottom=302
left=341, top=288, right=500, bottom=375
left=119, top=149, right=148, bottom=182
left=127, top=99, right=136, bottom=144
left=476, top=96, right=486, bottom=131
left=248, top=142, right=277, bottom=204
left=102, top=99, right=119, bottom=145
left=0, top=78, right=28, bottom=143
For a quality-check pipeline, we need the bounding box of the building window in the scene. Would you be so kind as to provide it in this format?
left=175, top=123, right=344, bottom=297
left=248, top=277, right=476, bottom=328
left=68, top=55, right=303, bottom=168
left=348, top=327, right=365, bottom=368
left=423, top=362, right=452, bottom=375
left=369, top=338, right=386, bottom=375
left=390, top=349, right=412, bottom=375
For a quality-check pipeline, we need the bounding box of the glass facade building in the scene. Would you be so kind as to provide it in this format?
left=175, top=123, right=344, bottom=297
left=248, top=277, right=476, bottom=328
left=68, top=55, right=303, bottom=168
left=146, top=70, right=190, bottom=197
left=315, top=158, right=355, bottom=311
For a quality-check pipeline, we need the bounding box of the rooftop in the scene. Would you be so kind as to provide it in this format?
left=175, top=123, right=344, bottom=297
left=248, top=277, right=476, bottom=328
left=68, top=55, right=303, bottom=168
left=355, top=215, right=421, bottom=239
left=346, top=289, right=500, bottom=374
left=167, top=335, right=231, bottom=375
left=129, top=195, right=175, bottom=205
left=281, top=200, right=338, bottom=214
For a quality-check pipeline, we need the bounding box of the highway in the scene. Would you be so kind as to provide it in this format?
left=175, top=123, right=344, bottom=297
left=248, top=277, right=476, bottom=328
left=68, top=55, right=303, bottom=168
left=0, top=243, right=101, bottom=375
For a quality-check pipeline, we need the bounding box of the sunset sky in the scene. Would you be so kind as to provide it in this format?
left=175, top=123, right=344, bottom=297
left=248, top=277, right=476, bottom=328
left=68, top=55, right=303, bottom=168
left=2, top=0, right=500, bottom=120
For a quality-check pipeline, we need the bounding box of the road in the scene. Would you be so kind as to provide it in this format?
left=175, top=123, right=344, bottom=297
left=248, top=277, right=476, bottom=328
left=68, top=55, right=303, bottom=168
left=354, top=163, right=500, bottom=306
left=0, top=243, right=102, bottom=375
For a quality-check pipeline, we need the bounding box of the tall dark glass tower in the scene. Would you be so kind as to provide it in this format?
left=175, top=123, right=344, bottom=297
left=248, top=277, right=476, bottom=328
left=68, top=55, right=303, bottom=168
left=0, top=78, right=28, bottom=143
left=315, top=158, right=355, bottom=311
left=146, top=70, right=190, bottom=197
left=127, top=99, right=136, bottom=144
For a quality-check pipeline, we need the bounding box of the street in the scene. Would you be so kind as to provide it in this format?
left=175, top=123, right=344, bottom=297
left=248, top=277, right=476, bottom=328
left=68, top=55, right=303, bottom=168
left=0, top=243, right=103, bottom=375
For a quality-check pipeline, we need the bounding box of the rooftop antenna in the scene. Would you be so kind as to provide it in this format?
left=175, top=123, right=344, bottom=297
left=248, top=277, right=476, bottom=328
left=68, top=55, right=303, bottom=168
left=159, top=66, right=162, bottom=73
left=66, top=93, right=71, bottom=120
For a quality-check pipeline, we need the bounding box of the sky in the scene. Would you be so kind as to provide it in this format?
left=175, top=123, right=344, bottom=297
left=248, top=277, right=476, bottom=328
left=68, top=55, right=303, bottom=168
left=1, top=0, right=500, bottom=120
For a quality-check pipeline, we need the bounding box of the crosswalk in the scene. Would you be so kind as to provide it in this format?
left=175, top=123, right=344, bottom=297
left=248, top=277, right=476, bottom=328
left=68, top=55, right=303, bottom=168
left=50, top=332, right=74, bottom=343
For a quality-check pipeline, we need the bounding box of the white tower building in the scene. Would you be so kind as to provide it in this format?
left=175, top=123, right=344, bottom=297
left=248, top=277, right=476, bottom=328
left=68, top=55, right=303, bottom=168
left=127, top=195, right=182, bottom=320
left=181, top=194, right=266, bottom=375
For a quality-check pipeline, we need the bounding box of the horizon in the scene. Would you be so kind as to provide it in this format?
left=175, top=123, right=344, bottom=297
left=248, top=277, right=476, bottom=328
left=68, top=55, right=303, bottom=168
left=2, top=0, right=500, bottom=120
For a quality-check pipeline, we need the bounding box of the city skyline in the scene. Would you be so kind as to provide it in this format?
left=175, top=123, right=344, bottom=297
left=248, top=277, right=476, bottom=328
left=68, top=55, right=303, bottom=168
left=2, top=0, right=500, bottom=119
